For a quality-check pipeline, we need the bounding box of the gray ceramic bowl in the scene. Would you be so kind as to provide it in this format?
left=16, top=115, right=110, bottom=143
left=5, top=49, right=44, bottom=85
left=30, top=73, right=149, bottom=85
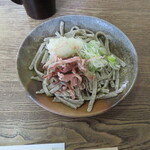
left=17, top=15, right=138, bottom=117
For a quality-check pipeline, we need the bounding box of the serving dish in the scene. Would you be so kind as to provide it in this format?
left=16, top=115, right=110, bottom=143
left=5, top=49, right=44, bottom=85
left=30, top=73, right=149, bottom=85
left=17, top=15, right=138, bottom=117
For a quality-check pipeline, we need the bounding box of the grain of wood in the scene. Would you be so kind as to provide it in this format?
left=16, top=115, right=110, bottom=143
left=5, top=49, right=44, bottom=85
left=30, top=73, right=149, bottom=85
left=0, top=0, right=150, bottom=150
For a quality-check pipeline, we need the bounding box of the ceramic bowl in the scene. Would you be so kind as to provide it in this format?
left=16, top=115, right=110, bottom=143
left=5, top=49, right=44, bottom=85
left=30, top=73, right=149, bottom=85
left=17, top=15, right=138, bottom=117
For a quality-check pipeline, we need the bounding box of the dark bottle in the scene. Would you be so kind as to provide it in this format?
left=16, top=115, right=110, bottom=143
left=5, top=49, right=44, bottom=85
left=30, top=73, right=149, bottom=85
left=11, top=0, right=56, bottom=20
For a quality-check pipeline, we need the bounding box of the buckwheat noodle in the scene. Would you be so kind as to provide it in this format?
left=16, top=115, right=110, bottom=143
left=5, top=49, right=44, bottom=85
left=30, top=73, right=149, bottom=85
left=29, top=21, right=126, bottom=112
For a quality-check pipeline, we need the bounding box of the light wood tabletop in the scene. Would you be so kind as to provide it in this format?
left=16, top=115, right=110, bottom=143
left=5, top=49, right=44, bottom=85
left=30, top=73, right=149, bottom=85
left=0, top=0, right=150, bottom=150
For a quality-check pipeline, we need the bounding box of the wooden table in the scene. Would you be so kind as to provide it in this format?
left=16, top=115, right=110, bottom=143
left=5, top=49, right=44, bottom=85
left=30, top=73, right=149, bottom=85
left=0, top=0, right=150, bottom=149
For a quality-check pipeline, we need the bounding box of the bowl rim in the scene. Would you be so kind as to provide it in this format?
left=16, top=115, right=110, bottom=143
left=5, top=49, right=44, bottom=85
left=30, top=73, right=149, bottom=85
left=17, top=15, right=138, bottom=117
